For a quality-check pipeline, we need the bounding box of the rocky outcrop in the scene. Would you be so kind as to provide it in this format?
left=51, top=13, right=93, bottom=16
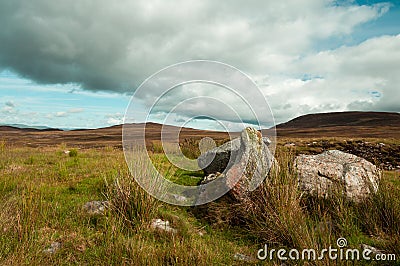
left=295, top=150, right=381, bottom=202
left=197, top=127, right=274, bottom=202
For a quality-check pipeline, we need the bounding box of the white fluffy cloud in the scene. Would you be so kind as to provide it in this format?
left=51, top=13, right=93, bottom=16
left=68, top=108, right=84, bottom=113
left=262, top=34, right=400, bottom=122
left=105, top=112, right=123, bottom=125
left=1, top=100, right=17, bottom=115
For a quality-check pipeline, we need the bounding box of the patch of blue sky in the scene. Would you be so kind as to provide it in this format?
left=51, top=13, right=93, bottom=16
left=313, top=0, right=399, bottom=51
left=300, top=74, right=325, bottom=81
left=369, top=90, right=382, bottom=97
left=0, top=70, right=130, bottom=129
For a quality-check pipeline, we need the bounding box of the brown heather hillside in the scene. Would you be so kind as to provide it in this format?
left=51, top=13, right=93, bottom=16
left=1, top=111, right=399, bottom=148
left=277, top=111, right=400, bottom=128
left=0, top=123, right=234, bottom=148
left=270, top=111, right=400, bottom=138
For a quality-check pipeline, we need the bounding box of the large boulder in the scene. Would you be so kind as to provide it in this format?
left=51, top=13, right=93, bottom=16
left=295, top=150, right=381, bottom=202
left=198, top=134, right=271, bottom=176
left=197, top=127, right=274, bottom=202
left=197, top=137, right=241, bottom=176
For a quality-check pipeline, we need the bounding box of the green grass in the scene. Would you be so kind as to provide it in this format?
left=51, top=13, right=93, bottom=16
left=0, top=141, right=399, bottom=265
left=0, top=145, right=254, bottom=265
left=149, top=152, right=204, bottom=186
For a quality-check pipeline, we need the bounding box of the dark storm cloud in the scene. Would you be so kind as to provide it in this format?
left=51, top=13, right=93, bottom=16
left=0, top=1, right=138, bottom=91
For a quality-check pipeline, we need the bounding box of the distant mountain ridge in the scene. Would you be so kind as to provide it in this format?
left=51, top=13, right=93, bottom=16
left=276, top=111, right=400, bottom=129
left=0, top=124, right=63, bottom=132
left=1, top=111, right=399, bottom=143
left=0, top=123, right=63, bottom=131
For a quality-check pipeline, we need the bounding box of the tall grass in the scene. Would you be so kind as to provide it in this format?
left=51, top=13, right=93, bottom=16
left=356, top=178, right=400, bottom=254
left=241, top=149, right=317, bottom=248
left=105, top=147, right=162, bottom=230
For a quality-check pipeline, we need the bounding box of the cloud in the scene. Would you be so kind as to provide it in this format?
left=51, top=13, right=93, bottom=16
left=132, top=33, right=400, bottom=126
left=0, top=0, right=389, bottom=93
left=1, top=106, right=16, bottom=114
left=5, top=100, right=15, bottom=107
left=265, top=34, right=400, bottom=121
left=49, top=108, right=84, bottom=118
left=1, top=100, right=17, bottom=114
left=68, top=108, right=84, bottom=113
left=105, top=112, right=123, bottom=125
left=55, top=111, right=67, bottom=117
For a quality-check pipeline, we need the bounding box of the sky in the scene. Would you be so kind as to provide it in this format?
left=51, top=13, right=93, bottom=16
left=0, top=0, right=399, bottom=130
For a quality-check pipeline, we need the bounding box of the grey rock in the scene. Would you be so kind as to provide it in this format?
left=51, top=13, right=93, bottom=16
left=284, top=142, right=296, bottom=147
left=226, top=127, right=274, bottom=202
left=197, top=229, right=206, bottom=236
left=197, top=138, right=241, bottom=176
left=201, top=172, right=224, bottom=185
left=43, top=241, right=62, bottom=254
left=83, top=201, right=109, bottom=215
left=234, top=253, right=256, bottom=262
left=198, top=135, right=273, bottom=177
left=262, top=137, right=272, bottom=146
left=360, top=244, right=384, bottom=256
left=151, top=218, right=177, bottom=233
left=171, top=194, right=187, bottom=202
left=197, top=127, right=274, bottom=203
left=295, top=150, right=381, bottom=202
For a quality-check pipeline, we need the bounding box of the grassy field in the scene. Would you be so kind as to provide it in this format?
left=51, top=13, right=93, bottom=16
left=0, top=139, right=399, bottom=265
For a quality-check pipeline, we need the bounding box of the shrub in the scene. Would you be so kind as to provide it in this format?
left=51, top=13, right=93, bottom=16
left=69, top=149, right=78, bottom=157
left=150, top=140, right=164, bottom=153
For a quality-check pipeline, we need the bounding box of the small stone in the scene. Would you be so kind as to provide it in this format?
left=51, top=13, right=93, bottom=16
left=151, top=218, right=177, bottom=233
left=284, top=142, right=296, bottom=147
left=171, top=194, right=187, bottom=202
left=201, top=172, right=224, bottom=185
left=234, top=253, right=256, bottom=262
left=262, top=137, right=272, bottom=146
left=43, top=241, right=62, bottom=254
left=83, top=201, right=109, bottom=215
left=360, top=244, right=383, bottom=256
left=197, top=230, right=206, bottom=236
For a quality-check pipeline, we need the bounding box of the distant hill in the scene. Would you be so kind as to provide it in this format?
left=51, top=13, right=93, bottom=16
left=273, top=111, right=400, bottom=138
left=0, top=122, right=232, bottom=148
left=276, top=111, right=400, bottom=129
left=0, top=123, right=62, bottom=131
